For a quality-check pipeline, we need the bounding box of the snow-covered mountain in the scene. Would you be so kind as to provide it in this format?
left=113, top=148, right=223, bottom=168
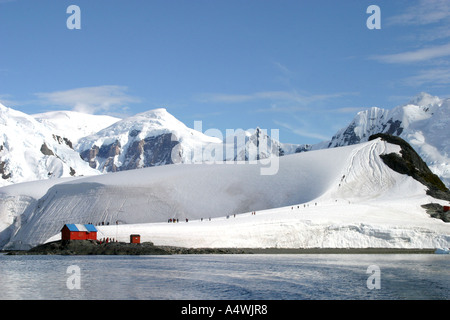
left=219, top=127, right=299, bottom=161
left=323, top=93, right=450, bottom=188
left=0, top=104, right=106, bottom=186
left=33, top=110, right=120, bottom=144
left=76, top=108, right=223, bottom=172
left=76, top=108, right=298, bottom=172
left=0, top=92, right=449, bottom=189
left=1, top=137, right=448, bottom=250
left=0, top=103, right=301, bottom=184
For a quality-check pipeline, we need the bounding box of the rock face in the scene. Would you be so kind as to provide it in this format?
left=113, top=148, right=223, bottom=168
left=123, top=133, right=180, bottom=170
left=40, top=143, right=54, bottom=156
left=80, top=133, right=182, bottom=172
left=421, top=203, right=450, bottom=223
left=0, top=161, right=11, bottom=180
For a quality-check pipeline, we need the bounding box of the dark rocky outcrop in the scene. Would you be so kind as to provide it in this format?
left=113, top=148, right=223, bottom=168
left=6, top=240, right=436, bottom=255
left=80, top=133, right=181, bottom=172
left=421, top=203, right=450, bottom=223
left=6, top=240, right=249, bottom=255
left=295, top=144, right=312, bottom=153
left=8, top=240, right=171, bottom=255
left=52, top=134, right=73, bottom=149
left=80, top=140, right=121, bottom=171
left=369, top=133, right=450, bottom=201
left=122, top=133, right=180, bottom=170
left=383, top=119, right=403, bottom=136
left=40, top=143, right=54, bottom=156
left=369, top=133, right=450, bottom=223
left=0, top=161, right=11, bottom=179
left=80, top=146, right=100, bottom=169
left=328, top=122, right=362, bottom=148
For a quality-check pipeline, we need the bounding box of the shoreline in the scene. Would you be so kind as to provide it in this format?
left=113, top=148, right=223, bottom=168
left=3, top=240, right=440, bottom=255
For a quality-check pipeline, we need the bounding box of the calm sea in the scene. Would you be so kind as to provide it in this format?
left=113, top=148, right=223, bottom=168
left=0, top=253, right=448, bottom=300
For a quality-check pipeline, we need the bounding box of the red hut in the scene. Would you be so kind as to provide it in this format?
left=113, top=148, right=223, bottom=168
left=444, top=206, right=450, bottom=212
left=130, top=234, right=141, bottom=244
left=61, top=224, right=98, bottom=241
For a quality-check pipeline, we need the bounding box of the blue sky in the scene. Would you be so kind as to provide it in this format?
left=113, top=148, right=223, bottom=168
left=1, top=0, right=449, bottom=144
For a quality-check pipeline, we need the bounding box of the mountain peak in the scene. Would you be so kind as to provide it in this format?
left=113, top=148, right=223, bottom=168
left=407, top=92, right=441, bottom=107
left=134, top=107, right=169, bottom=118
left=120, top=108, right=181, bottom=127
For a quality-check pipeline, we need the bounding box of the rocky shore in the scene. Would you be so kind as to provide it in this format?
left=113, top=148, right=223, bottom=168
left=5, top=240, right=436, bottom=255
left=5, top=240, right=252, bottom=255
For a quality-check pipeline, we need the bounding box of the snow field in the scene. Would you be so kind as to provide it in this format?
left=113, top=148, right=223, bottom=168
left=47, top=197, right=449, bottom=249
left=1, top=138, right=449, bottom=250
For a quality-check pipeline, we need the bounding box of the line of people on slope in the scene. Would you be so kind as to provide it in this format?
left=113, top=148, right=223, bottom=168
left=167, top=211, right=260, bottom=224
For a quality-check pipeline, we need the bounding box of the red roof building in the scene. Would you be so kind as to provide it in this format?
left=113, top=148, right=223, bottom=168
left=61, top=224, right=98, bottom=241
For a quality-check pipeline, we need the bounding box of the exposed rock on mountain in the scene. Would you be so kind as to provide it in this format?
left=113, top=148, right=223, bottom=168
left=77, top=109, right=296, bottom=172
left=369, top=133, right=450, bottom=201
left=76, top=108, right=218, bottom=172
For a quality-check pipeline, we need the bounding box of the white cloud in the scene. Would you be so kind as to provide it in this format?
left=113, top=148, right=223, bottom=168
left=371, top=43, right=450, bottom=64
left=273, top=61, right=293, bottom=76
left=255, top=104, right=310, bottom=113
left=332, top=107, right=366, bottom=114
left=387, top=0, right=450, bottom=26
left=372, top=1, right=450, bottom=87
left=196, top=90, right=354, bottom=105
left=274, top=120, right=330, bottom=141
left=416, top=25, right=450, bottom=42
left=35, top=85, right=140, bottom=114
left=0, top=94, right=17, bottom=107
left=402, top=68, right=450, bottom=86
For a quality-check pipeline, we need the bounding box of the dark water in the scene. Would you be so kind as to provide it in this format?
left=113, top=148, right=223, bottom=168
left=0, top=253, right=448, bottom=300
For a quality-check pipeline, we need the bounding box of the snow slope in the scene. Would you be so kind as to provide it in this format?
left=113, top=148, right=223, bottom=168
left=324, top=93, right=450, bottom=188
left=1, top=138, right=449, bottom=250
